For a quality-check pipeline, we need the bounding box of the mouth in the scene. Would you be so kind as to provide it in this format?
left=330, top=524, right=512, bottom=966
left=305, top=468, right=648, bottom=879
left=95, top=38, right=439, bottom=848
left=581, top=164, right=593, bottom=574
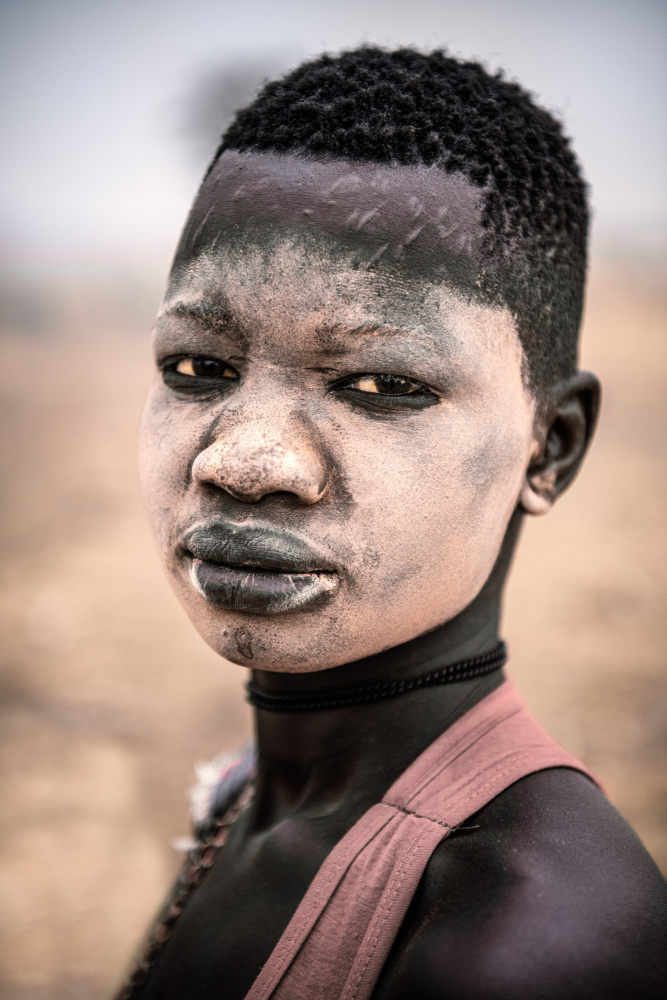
left=180, top=522, right=340, bottom=615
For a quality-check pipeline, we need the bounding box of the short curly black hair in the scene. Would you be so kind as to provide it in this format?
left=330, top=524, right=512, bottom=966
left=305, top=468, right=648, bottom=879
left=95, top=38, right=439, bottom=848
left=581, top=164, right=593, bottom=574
left=213, top=46, right=589, bottom=396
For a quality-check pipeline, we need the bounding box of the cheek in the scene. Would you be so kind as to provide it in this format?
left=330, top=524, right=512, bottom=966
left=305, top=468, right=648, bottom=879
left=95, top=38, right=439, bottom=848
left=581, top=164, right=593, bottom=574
left=457, top=416, right=528, bottom=523
left=343, top=403, right=530, bottom=606
left=138, top=382, right=200, bottom=543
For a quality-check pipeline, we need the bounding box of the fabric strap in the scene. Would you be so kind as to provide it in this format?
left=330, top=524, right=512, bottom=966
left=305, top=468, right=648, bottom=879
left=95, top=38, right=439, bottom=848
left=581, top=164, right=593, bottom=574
left=244, top=678, right=599, bottom=1000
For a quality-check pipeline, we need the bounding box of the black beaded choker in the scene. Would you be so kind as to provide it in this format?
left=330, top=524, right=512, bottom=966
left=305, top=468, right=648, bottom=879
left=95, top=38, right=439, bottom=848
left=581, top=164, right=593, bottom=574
left=246, top=640, right=507, bottom=712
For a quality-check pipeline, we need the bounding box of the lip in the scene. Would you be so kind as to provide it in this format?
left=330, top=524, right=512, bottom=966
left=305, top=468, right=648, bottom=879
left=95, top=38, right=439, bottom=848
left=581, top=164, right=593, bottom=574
left=181, top=522, right=340, bottom=614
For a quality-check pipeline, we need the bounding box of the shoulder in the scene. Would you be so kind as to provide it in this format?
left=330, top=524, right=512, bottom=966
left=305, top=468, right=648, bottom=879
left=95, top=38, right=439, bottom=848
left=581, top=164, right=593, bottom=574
left=374, top=768, right=667, bottom=1000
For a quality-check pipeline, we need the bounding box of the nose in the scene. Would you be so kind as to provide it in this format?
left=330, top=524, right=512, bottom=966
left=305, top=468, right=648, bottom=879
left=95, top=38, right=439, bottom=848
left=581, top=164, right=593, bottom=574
left=192, top=406, right=331, bottom=505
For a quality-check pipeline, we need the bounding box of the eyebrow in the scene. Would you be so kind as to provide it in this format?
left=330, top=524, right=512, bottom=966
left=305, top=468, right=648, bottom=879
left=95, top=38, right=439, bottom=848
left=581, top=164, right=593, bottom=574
left=160, top=304, right=417, bottom=353
left=160, top=299, right=246, bottom=346
left=313, top=321, right=414, bottom=354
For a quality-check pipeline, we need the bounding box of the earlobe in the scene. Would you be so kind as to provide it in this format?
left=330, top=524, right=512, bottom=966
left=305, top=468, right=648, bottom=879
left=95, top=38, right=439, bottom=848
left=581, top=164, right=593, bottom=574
left=519, top=481, right=553, bottom=516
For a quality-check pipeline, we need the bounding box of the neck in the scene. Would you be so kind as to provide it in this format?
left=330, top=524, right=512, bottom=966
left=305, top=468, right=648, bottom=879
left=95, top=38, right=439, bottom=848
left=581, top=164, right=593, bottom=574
left=249, top=509, right=522, bottom=830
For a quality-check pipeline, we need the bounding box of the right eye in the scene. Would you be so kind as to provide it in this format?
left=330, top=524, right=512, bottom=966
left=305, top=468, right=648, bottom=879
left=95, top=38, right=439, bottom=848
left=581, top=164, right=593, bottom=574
left=162, top=355, right=239, bottom=390
left=175, top=357, right=237, bottom=379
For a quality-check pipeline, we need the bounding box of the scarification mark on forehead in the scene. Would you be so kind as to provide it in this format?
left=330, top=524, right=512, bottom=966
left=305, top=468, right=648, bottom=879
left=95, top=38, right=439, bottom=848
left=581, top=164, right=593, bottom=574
left=190, top=205, right=216, bottom=249
left=183, top=151, right=488, bottom=288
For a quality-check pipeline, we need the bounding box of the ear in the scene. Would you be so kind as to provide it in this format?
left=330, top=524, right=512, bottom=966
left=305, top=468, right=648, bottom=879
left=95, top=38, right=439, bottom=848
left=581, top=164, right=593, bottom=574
left=520, top=371, right=601, bottom=516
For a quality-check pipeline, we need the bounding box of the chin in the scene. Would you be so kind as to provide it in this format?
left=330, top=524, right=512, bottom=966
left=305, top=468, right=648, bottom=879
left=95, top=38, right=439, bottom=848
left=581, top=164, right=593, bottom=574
left=171, top=560, right=490, bottom=674
left=182, top=596, right=337, bottom=672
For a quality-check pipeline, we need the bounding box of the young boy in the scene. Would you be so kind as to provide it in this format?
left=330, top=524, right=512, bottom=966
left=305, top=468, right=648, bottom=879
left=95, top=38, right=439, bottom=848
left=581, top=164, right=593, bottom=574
left=118, top=47, right=667, bottom=999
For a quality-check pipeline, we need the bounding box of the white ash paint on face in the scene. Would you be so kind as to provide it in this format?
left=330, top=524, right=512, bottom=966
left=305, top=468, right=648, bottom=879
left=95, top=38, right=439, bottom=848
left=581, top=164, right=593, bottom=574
left=139, top=161, right=538, bottom=674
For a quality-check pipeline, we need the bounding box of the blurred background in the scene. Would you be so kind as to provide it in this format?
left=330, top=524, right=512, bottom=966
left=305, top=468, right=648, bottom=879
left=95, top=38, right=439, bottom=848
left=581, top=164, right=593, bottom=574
left=0, top=1, right=665, bottom=997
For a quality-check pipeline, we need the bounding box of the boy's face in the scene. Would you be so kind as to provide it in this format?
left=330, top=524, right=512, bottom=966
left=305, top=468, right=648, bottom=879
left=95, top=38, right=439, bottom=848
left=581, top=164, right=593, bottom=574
left=139, top=152, right=538, bottom=672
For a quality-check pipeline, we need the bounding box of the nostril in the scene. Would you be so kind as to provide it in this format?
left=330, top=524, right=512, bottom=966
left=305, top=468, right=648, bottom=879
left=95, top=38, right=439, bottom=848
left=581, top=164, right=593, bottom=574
left=220, top=484, right=266, bottom=505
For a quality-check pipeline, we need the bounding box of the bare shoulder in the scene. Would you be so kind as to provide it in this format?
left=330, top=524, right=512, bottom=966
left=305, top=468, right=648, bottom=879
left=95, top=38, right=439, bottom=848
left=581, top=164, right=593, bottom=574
left=373, top=768, right=667, bottom=1000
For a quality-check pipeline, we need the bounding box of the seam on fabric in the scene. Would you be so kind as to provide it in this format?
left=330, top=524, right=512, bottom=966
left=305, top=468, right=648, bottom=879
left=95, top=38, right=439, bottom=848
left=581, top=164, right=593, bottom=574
left=343, top=754, right=587, bottom=998
left=394, top=807, right=451, bottom=830
left=244, top=805, right=397, bottom=1000
left=343, top=825, right=434, bottom=1000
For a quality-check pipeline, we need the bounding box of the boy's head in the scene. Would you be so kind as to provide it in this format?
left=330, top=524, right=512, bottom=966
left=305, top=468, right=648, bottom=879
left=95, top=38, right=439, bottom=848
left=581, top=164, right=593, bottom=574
left=209, top=47, right=590, bottom=398
left=139, top=47, right=599, bottom=672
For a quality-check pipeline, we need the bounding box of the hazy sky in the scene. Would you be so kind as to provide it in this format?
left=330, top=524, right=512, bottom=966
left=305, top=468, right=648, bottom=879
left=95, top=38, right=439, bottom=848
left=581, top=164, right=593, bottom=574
left=1, top=0, right=665, bottom=271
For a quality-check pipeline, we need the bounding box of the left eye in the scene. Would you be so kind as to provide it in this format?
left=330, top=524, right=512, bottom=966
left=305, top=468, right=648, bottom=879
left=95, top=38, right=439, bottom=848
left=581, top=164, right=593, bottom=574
left=175, top=357, right=237, bottom=379
left=345, top=374, right=427, bottom=395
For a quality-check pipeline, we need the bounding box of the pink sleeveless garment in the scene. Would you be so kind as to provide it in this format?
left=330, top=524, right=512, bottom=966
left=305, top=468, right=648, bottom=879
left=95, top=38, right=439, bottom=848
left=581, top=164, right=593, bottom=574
left=244, top=678, right=600, bottom=1000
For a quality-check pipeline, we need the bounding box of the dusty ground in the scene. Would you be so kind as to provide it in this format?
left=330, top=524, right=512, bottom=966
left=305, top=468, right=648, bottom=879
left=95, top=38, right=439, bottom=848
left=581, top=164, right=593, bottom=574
left=0, top=258, right=665, bottom=998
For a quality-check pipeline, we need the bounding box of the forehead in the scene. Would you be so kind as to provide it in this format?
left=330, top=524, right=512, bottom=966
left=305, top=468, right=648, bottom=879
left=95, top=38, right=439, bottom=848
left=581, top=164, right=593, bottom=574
left=168, top=234, right=443, bottom=339
left=171, top=150, right=490, bottom=294
left=162, top=151, right=525, bottom=381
